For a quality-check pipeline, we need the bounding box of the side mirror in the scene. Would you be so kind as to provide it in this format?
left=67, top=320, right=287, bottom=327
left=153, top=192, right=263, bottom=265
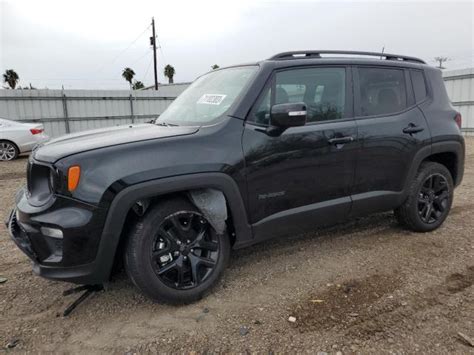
left=270, top=102, right=307, bottom=128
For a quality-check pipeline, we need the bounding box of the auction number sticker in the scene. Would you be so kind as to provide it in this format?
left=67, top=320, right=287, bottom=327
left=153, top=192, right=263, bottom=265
left=197, top=94, right=227, bottom=105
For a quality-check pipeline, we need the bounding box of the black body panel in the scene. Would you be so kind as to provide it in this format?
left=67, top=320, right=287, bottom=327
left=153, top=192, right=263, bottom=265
left=243, top=120, right=358, bottom=233
left=8, top=53, right=465, bottom=285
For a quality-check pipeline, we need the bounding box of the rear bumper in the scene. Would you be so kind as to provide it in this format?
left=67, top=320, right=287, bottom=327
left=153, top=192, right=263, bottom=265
left=19, top=134, right=49, bottom=154
left=6, top=187, right=107, bottom=284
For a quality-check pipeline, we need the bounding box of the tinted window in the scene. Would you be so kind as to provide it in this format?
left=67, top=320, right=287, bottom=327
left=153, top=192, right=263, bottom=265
left=411, top=70, right=427, bottom=102
left=249, top=67, right=346, bottom=125
left=276, top=84, right=305, bottom=103
left=358, top=68, right=407, bottom=116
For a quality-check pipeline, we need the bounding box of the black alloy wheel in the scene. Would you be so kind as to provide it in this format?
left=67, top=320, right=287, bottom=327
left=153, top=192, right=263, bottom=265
left=417, top=173, right=450, bottom=224
left=150, top=211, right=219, bottom=290
left=125, top=197, right=230, bottom=304
left=395, top=162, right=454, bottom=232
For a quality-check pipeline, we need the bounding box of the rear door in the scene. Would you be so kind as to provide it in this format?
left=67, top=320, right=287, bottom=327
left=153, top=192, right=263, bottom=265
left=351, top=66, right=431, bottom=215
left=242, top=66, right=358, bottom=239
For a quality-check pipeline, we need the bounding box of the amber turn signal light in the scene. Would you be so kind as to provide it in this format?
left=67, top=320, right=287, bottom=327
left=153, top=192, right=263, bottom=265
left=68, top=166, right=81, bottom=191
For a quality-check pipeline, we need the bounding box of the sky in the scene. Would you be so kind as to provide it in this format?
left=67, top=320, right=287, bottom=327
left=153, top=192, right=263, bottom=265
left=0, top=0, right=473, bottom=90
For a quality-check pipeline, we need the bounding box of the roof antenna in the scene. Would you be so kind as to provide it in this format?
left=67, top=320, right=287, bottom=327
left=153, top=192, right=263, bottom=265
left=380, top=46, right=385, bottom=59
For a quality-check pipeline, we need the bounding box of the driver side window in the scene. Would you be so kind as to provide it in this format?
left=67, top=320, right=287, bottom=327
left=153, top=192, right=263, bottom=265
left=249, top=67, right=346, bottom=125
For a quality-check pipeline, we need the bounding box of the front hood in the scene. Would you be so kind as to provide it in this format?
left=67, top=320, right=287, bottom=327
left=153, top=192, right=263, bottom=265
left=34, top=123, right=199, bottom=163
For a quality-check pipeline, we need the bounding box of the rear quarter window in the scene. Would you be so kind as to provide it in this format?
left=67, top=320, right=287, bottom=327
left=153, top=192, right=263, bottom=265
left=410, top=70, right=428, bottom=102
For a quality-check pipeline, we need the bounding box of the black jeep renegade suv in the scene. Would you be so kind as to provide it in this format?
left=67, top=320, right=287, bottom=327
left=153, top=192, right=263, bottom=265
left=7, top=50, right=465, bottom=303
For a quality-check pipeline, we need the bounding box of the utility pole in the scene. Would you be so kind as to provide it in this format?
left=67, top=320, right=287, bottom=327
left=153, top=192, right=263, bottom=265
left=434, top=56, right=449, bottom=69
left=150, top=17, right=158, bottom=90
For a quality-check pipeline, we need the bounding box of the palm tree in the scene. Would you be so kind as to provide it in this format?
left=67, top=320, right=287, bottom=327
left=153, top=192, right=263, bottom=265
left=122, top=67, right=135, bottom=89
left=211, top=64, right=219, bottom=70
left=164, top=65, right=175, bottom=84
left=132, top=80, right=145, bottom=90
left=3, top=69, right=19, bottom=89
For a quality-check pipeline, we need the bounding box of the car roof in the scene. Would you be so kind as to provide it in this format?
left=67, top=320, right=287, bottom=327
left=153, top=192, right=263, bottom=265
left=219, top=50, right=430, bottom=71
left=265, top=57, right=427, bottom=70
left=269, top=50, right=425, bottom=62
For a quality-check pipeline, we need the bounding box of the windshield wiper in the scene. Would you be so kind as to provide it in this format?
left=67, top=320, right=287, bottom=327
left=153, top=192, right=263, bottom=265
left=155, top=121, right=179, bottom=127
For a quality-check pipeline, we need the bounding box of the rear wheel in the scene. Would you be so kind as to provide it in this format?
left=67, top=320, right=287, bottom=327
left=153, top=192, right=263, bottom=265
left=124, top=197, right=230, bottom=304
left=0, top=141, right=19, bottom=161
left=395, top=162, right=453, bottom=232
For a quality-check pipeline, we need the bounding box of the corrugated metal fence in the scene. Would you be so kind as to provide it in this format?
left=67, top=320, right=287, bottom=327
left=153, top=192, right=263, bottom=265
left=0, top=71, right=472, bottom=138
left=443, top=68, right=473, bottom=135
left=0, top=89, right=179, bottom=138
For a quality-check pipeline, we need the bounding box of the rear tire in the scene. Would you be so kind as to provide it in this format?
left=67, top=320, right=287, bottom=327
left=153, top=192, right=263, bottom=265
left=124, top=197, right=230, bottom=304
left=0, top=140, right=19, bottom=161
left=395, top=162, right=453, bottom=232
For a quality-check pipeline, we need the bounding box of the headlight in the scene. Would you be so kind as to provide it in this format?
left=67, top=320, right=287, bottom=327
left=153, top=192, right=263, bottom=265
left=49, top=168, right=57, bottom=192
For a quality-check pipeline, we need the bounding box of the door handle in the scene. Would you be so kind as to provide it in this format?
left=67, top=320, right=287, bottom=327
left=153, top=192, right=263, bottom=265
left=328, top=136, right=354, bottom=145
left=403, top=124, right=424, bottom=134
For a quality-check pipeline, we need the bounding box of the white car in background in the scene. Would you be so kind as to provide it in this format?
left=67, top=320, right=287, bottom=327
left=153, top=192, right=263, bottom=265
left=0, top=118, right=49, bottom=161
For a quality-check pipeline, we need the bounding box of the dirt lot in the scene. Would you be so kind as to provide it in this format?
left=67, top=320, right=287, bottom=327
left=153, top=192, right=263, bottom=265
left=1, top=140, right=473, bottom=354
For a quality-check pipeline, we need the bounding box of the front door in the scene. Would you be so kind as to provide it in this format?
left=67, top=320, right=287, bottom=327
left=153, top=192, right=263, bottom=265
left=242, top=66, right=358, bottom=240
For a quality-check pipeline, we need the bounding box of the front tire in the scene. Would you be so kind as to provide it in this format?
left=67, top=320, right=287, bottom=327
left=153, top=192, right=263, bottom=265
left=395, top=162, right=454, bottom=232
left=124, top=197, right=230, bottom=304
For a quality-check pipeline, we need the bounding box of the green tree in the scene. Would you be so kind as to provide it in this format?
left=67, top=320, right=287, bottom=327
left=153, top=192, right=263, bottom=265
left=3, top=69, right=19, bottom=89
left=132, top=80, right=145, bottom=90
left=122, top=67, right=135, bottom=89
left=164, top=64, right=175, bottom=84
left=211, top=64, right=219, bottom=70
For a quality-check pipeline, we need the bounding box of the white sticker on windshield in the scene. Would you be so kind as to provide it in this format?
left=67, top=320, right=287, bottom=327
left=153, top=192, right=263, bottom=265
left=197, top=94, right=227, bottom=105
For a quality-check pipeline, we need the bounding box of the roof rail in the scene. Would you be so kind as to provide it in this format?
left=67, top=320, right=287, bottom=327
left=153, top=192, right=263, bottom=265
left=269, top=50, right=426, bottom=64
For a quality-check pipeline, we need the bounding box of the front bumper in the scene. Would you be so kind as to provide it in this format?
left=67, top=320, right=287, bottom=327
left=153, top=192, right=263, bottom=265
left=5, top=209, right=38, bottom=260
left=6, top=187, right=108, bottom=284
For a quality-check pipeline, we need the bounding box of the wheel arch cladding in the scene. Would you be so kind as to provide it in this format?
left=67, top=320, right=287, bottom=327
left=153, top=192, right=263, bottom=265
left=426, top=140, right=464, bottom=186
left=94, top=173, right=252, bottom=282
left=423, top=152, right=458, bottom=185
left=405, top=141, right=464, bottom=194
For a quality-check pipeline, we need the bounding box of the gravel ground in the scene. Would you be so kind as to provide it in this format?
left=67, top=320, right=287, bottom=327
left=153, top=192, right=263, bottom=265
left=0, top=139, right=473, bottom=354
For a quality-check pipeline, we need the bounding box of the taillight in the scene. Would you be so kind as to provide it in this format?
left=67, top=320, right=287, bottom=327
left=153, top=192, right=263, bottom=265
left=30, top=128, right=44, bottom=135
left=454, top=113, right=462, bottom=129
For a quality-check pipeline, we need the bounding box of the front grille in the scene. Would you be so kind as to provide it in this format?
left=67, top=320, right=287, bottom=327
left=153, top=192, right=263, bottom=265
left=26, top=160, right=32, bottom=196
left=26, top=161, right=53, bottom=206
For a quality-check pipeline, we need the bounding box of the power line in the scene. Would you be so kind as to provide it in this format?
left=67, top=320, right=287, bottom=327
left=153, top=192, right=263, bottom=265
left=94, top=24, right=151, bottom=74
left=130, top=50, right=152, bottom=66
left=155, top=32, right=167, bottom=64
left=142, top=56, right=153, bottom=83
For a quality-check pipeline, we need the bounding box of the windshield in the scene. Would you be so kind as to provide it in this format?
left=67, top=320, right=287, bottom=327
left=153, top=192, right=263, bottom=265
left=157, top=66, right=258, bottom=125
